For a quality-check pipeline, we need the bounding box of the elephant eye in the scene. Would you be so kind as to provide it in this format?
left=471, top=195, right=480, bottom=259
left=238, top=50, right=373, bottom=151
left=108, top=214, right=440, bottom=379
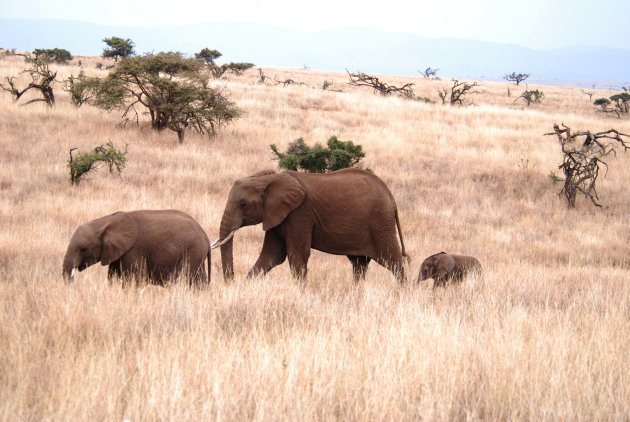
left=80, top=247, right=87, bottom=252
left=239, top=201, right=247, bottom=209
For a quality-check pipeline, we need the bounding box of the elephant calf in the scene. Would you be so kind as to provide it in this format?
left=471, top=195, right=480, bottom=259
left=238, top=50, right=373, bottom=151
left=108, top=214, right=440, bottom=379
left=63, top=209, right=211, bottom=287
left=418, top=252, right=481, bottom=288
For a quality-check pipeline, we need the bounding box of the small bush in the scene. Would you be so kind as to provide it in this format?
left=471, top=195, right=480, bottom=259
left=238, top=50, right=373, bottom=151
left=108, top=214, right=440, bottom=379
left=64, top=71, right=102, bottom=107
left=68, top=141, right=128, bottom=184
left=515, top=89, right=544, bottom=106
left=270, top=136, right=367, bottom=173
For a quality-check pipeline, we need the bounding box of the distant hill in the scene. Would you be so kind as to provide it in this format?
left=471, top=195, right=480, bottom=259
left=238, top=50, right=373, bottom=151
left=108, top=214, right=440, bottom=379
left=2, top=19, right=629, bottom=88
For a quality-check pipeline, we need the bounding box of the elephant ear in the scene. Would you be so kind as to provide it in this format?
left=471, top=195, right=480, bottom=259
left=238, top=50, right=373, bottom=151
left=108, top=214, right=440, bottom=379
left=100, top=213, right=138, bottom=266
left=262, top=173, right=306, bottom=231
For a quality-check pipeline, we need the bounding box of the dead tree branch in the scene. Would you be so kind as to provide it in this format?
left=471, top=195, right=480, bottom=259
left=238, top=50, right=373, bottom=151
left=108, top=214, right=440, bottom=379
left=346, top=69, right=414, bottom=98
left=438, top=79, right=479, bottom=105
left=420, top=67, right=439, bottom=78
left=545, top=123, right=629, bottom=208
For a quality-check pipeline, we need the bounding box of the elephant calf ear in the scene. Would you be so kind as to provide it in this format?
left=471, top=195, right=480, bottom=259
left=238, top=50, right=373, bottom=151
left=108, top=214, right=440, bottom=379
left=100, top=213, right=138, bottom=266
left=262, top=173, right=306, bottom=231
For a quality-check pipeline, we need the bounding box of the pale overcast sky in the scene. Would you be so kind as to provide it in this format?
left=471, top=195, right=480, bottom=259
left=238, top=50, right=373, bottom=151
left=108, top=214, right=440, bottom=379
left=2, top=0, right=629, bottom=50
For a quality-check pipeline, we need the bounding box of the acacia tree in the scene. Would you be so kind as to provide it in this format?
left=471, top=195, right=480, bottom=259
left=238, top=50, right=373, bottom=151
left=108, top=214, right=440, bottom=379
left=33, top=48, right=72, bottom=64
left=102, top=37, right=135, bottom=61
left=195, top=48, right=254, bottom=78
left=504, top=72, right=530, bottom=85
left=95, top=52, right=240, bottom=143
left=514, top=89, right=544, bottom=106
left=0, top=51, right=57, bottom=106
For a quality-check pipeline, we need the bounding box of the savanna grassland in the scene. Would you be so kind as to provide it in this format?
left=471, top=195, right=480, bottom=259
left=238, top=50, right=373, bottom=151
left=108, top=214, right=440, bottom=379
left=1, top=52, right=630, bottom=421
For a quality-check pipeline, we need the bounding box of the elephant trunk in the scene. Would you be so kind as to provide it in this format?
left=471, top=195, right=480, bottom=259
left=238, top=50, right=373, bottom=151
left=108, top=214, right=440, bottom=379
left=62, top=255, right=77, bottom=283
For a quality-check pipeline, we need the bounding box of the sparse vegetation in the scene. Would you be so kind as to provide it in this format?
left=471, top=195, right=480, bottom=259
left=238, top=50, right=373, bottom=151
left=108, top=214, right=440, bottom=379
left=515, top=89, right=544, bottom=106
left=95, top=52, right=240, bottom=143
left=195, top=48, right=254, bottom=79
left=438, top=79, right=479, bottom=105
left=595, top=92, right=630, bottom=117
left=0, top=51, right=57, bottom=106
left=420, top=67, right=439, bottom=78
left=504, top=72, right=530, bottom=85
left=2, top=55, right=630, bottom=420
left=63, top=71, right=102, bottom=107
left=102, top=37, right=135, bottom=61
left=545, top=123, right=629, bottom=207
left=68, top=141, right=128, bottom=184
left=347, top=69, right=414, bottom=98
left=270, top=136, right=366, bottom=173
left=33, top=48, right=73, bottom=64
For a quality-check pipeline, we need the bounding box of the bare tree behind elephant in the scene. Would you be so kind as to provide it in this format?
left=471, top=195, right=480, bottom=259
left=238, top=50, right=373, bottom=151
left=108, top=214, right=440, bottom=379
left=418, top=252, right=481, bottom=287
left=212, top=168, right=408, bottom=282
left=62, top=210, right=211, bottom=287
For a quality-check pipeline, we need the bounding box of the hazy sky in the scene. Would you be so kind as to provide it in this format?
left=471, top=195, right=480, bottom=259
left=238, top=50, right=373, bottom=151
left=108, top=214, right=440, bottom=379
left=2, top=0, right=629, bottom=50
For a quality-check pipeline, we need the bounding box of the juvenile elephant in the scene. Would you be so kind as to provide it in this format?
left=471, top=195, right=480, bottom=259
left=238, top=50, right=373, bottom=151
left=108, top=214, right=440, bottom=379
left=62, top=210, right=211, bottom=286
left=418, top=252, right=481, bottom=287
left=212, top=168, right=408, bottom=282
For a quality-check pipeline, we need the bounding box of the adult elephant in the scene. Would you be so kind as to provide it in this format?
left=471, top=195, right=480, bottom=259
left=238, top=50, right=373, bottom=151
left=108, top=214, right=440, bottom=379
left=62, top=210, right=211, bottom=286
left=212, top=169, right=407, bottom=282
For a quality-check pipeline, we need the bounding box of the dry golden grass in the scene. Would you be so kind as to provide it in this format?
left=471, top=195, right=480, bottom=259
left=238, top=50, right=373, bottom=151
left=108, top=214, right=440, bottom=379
left=1, top=53, right=630, bottom=420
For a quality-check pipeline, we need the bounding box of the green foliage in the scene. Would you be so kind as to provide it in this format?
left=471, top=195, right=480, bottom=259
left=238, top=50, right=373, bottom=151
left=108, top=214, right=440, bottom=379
left=516, top=89, right=544, bottom=106
left=548, top=171, right=563, bottom=184
left=270, top=136, right=367, bottom=173
left=64, top=71, right=102, bottom=107
left=95, top=52, right=240, bottom=143
left=195, top=47, right=254, bottom=78
left=33, top=48, right=72, bottom=64
left=594, top=98, right=611, bottom=107
left=610, top=92, right=630, bottom=114
left=68, top=141, right=128, bottom=185
left=0, top=52, right=57, bottom=106
left=595, top=93, right=630, bottom=116
left=102, top=37, right=135, bottom=61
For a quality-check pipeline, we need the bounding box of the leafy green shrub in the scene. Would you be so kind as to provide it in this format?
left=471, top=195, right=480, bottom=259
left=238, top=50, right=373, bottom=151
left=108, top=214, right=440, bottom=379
left=270, top=136, right=367, bottom=173
left=68, top=141, right=128, bottom=184
left=64, top=71, right=102, bottom=107
left=515, top=89, right=544, bottom=106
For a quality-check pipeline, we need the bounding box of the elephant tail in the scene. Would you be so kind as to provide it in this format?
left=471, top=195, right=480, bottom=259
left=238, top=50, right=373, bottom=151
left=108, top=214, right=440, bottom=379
left=207, top=246, right=212, bottom=285
left=395, top=208, right=410, bottom=263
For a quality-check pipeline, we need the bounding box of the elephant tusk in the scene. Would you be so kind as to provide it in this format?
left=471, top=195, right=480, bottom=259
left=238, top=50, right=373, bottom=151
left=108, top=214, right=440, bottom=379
left=211, top=230, right=236, bottom=249
left=69, top=267, right=77, bottom=283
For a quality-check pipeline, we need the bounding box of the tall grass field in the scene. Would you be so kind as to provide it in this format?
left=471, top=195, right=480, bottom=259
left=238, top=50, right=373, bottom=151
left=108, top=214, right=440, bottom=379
left=1, top=53, right=630, bottom=420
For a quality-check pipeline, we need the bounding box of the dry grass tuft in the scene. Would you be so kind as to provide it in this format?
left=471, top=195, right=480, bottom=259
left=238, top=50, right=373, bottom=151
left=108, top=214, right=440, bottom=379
left=1, top=54, right=629, bottom=420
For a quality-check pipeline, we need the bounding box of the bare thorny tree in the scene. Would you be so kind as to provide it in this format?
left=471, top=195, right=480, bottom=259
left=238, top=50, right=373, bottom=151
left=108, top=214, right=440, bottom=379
left=438, top=79, right=479, bottom=105
left=346, top=70, right=415, bottom=98
left=420, top=67, right=439, bottom=78
left=0, top=52, right=57, bottom=106
left=545, top=123, right=629, bottom=208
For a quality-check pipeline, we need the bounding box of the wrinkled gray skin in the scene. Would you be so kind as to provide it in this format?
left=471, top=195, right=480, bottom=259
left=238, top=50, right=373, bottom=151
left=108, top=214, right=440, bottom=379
left=214, top=168, right=407, bottom=282
left=418, top=252, right=481, bottom=288
left=62, top=210, right=211, bottom=287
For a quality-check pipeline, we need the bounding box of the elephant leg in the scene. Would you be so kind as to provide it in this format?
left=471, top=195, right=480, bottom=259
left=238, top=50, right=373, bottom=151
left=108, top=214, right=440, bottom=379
left=347, top=255, right=371, bottom=282
left=107, top=260, right=122, bottom=285
left=247, top=229, right=287, bottom=278
left=285, top=227, right=312, bottom=280
left=371, top=230, right=405, bottom=283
